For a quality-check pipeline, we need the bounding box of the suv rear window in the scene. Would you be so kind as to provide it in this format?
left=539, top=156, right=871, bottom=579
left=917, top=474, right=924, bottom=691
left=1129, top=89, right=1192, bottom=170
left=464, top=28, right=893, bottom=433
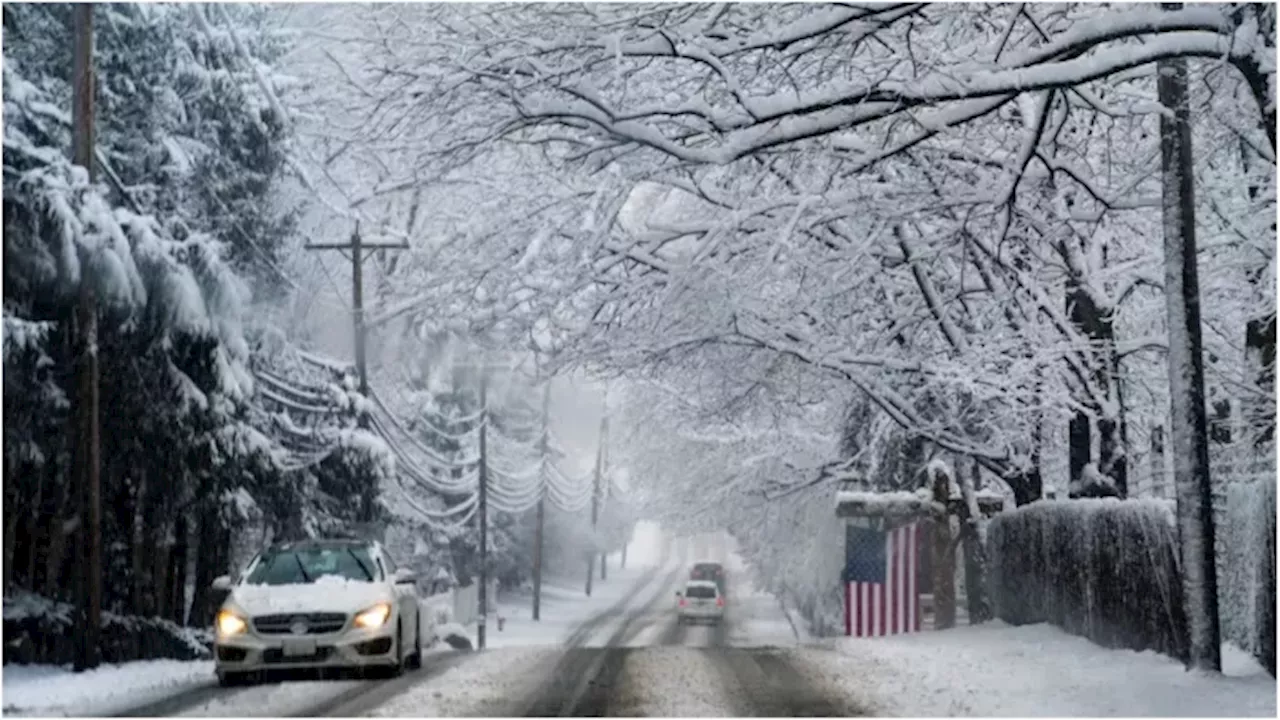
left=685, top=585, right=717, bottom=599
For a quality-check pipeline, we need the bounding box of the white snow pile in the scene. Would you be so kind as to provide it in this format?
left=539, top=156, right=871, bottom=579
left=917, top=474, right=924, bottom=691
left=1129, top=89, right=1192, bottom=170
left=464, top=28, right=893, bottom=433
left=609, top=647, right=737, bottom=716
left=796, top=622, right=1276, bottom=717
left=368, top=646, right=557, bottom=717
left=2, top=660, right=214, bottom=717
left=229, top=574, right=384, bottom=615
left=834, top=488, right=941, bottom=517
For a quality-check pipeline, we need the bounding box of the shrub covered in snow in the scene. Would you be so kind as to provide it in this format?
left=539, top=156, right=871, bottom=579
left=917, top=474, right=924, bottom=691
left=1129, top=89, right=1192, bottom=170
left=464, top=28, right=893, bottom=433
left=1220, top=477, right=1276, bottom=676
left=3, top=591, right=212, bottom=666
left=987, top=499, right=1188, bottom=661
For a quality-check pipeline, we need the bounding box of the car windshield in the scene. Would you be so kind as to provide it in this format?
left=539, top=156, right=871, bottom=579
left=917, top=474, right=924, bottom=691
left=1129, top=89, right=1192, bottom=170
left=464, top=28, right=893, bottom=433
left=686, top=585, right=717, bottom=599
left=243, top=546, right=378, bottom=586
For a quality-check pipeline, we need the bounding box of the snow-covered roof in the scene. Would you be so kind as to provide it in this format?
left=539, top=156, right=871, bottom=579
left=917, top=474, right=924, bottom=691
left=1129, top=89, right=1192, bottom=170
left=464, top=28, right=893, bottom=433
left=834, top=489, right=945, bottom=518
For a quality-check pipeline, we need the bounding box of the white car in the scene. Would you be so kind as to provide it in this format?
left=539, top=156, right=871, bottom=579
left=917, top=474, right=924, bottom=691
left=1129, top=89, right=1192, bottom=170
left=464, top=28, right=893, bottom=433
left=211, top=538, right=422, bottom=686
left=676, top=580, right=725, bottom=625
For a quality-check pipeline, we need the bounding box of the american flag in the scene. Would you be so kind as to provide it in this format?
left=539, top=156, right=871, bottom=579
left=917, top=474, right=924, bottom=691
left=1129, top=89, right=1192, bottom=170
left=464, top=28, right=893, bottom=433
left=843, top=521, right=922, bottom=636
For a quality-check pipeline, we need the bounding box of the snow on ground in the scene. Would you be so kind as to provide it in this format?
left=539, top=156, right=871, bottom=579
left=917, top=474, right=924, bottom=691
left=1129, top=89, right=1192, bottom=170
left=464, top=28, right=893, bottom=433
left=2, top=659, right=215, bottom=717
left=795, top=621, right=1277, bottom=717
left=468, top=533, right=676, bottom=650
left=367, top=647, right=558, bottom=717
left=460, top=559, right=661, bottom=649
left=173, top=678, right=368, bottom=717
left=725, top=571, right=803, bottom=648
left=609, top=647, right=736, bottom=717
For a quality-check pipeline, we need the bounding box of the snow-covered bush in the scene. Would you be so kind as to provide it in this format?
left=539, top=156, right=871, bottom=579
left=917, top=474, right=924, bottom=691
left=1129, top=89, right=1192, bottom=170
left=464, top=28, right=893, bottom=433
left=987, top=499, right=1187, bottom=661
left=3, top=591, right=212, bottom=666
left=1220, top=476, right=1276, bottom=676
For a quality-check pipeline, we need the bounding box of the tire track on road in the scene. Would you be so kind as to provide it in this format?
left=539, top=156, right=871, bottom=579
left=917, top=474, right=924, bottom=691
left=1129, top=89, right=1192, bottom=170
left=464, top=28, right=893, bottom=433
left=113, top=681, right=229, bottom=718
left=705, top=647, right=859, bottom=717
left=520, top=565, right=683, bottom=717
left=299, top=651, right=473, bottom=717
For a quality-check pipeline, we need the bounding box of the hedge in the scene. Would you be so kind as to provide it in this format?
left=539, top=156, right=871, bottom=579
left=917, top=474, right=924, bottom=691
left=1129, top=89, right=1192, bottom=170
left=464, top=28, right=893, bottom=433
left=3, top=591, right=212, bottom=666
left=1221, top=477, right=1276, bottom=676
left=987, top=499, right=1188, bottom=661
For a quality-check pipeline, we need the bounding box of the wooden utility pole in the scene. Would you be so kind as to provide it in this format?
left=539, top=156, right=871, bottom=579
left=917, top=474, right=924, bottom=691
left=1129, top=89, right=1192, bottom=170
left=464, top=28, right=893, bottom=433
left=585, top=411, right=607, bottom=596
left=304, top=225, right=408, bottom=405
left=305, top=225, right=405, bottom=521
left=600, top=416, right=609, bottom=582
left=72, top=2, right=102, bottom=673
left=532, top=382, right=550, bottom=621
left=1157, top=35, right=1221, bottom=672
left=476, top=366, right=489, bottom=651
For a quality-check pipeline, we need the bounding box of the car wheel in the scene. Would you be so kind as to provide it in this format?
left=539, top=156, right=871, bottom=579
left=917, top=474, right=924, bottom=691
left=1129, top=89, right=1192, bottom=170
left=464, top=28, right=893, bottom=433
left=406, top=615, right=423, bottom=670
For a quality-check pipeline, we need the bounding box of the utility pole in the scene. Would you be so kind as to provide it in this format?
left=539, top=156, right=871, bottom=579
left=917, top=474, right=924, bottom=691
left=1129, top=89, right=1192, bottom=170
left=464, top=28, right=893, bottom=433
left=305, top=225, right=405, bottom=522
left=586, top=411, right=607, bottom=595
left=304, top=225, right=408, bottom=408
left=600, top=421, right=609, bottom=583
left=1157, top=34, right=1221, bottom=672
left=532, top=382, right=550, bottom=621
left=476, top=365, right=489, bottom=651
left=72, top=2, right=102, bottom=673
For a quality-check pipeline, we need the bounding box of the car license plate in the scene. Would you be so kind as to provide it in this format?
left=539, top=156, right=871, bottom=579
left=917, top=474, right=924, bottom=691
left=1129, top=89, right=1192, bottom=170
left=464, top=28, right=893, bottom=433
left=282, top=638, right=317, bottom=657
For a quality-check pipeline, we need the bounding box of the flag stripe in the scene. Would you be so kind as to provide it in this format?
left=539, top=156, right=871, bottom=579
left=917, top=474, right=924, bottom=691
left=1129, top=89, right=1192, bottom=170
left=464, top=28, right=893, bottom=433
left=845, top=521, right=921, bottom=637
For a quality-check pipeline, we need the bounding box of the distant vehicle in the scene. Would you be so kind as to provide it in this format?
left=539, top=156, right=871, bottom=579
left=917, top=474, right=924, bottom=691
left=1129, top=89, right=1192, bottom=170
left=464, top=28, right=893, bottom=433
left=690, top=562, right=726, bottom=593
left=676, top=580, right=725, bottom=625
left=210, top=538, right=422, bottom=687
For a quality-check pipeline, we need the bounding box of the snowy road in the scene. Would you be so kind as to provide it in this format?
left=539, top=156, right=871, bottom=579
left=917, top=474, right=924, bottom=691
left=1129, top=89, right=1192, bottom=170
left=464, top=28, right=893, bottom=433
left=354, top=545, right=858, bottom=717
left=511, top=571, right=858, bottom=717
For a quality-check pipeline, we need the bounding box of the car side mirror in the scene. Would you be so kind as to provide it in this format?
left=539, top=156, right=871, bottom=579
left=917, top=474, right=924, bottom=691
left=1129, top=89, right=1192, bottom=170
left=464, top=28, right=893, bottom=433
left=674, top=591, right=682, bottom=597
left=211, top=575, right=232, bottom=592
left=394, top=568, right=417, bottom=585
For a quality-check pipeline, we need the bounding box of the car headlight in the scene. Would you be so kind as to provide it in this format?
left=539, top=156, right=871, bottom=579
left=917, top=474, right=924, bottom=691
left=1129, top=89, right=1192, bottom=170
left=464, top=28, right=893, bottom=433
left=217, top=610, right=247, bottom=637
left=354, top=603, right=392, bottom=629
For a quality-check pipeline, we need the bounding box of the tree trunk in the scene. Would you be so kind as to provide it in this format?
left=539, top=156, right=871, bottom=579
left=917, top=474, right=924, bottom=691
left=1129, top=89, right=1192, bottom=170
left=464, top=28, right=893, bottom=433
left=960, top=460, right=992, bottom=624
left=1007, top=467, right=1042, bottom=506
left=1150, top=424, right=1168, bottom=499
left=1065, top=278, right=1093, bottom=487
left=1157, top=43, right=1222, bottom=673
left=168, top=514, right=189, bottom=625
left=931, top=466, right=956, bottom=630
left=43, top=478, right=76, bottom=601
left=131, top=471, right=150, bottom=616
left=151, top=519, right=172, bottom=622
left=186, top=510, right=219, bottom=629
left=1244, top=316, right=1276, bottom=445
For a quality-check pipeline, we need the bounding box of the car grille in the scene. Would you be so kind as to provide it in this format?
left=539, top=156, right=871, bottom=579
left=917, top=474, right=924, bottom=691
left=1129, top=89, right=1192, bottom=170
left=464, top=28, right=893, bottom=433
left=252, top=612, right=347, bottom=635
left=262, top=646, right=335, bottom=664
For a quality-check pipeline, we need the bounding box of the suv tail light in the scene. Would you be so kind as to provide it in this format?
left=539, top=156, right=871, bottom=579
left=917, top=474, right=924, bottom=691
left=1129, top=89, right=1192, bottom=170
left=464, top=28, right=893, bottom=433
left=716, top=596, right=724, bottom=607
left=679, top=597, right=687, bottom=607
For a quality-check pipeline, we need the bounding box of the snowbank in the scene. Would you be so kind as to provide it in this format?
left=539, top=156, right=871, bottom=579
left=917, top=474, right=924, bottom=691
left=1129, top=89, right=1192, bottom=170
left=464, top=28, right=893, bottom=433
left=834, top=489, right=942, bottom=517
left=797, top=622, right=1276, bottom=717
left=1, top=659, right=214, bottom=717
